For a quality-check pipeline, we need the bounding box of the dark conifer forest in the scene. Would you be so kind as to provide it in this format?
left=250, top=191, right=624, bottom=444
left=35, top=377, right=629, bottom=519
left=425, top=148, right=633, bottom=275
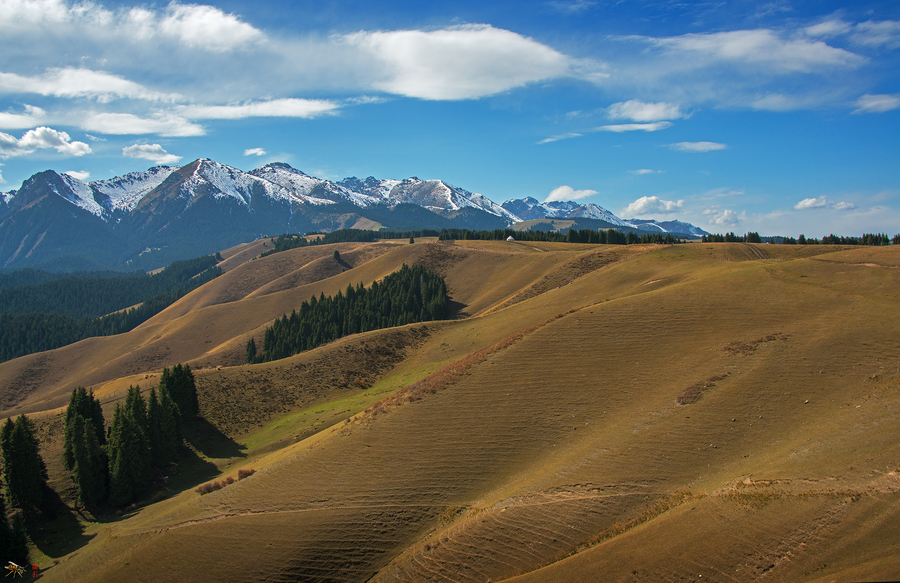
left=251, top=264, right=448, bottom=363
left=0, top=255, right=221, bottom=363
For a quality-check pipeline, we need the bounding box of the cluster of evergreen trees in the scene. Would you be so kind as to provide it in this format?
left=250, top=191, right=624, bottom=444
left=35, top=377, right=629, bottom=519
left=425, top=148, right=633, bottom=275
left=1, top=414, right=47, bottom=567
left=0, top=256, right=222, bottom=363
left=62, top=364, right=197, bottom=507
left=701, top=232, right=762, bottom=243
left=250, top=264, right=448, bottom=363
left=436, top=227, right=680, bottom=245
left=703, top=232, right=898, bottom=245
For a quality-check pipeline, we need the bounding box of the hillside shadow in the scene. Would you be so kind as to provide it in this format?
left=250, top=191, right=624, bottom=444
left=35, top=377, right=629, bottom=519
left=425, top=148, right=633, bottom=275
left=27, top=486, right=95, bottom=561
left=448, top=299, right=470, bottom=319
left=182, top=416, right=247, bottom=460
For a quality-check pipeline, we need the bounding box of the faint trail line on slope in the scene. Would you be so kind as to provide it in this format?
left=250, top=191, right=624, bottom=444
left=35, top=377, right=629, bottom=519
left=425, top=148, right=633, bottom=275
left=345, top=307, right=581, bottom=429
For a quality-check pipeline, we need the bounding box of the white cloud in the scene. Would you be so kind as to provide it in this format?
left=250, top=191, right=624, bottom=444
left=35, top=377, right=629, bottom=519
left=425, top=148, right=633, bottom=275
left=607, top=100, right=685, bottom=122
left=794, top=196, right=856, bottom=210
left=703, top=208, right=741, bottom=226
left=180, top=98, right=340, bottom=120
left=794, top=195, right=829, bottom=210
left=850, top=20, right=900, bottom=49
left=341, top=24, right=574, bottom=100
left=852, top=94, right=900, bottom=114
left=244, top=148, right=266, bottom=156
left=0, top=126, right=91, bottom=158
left=537, top=132, right=583, bottom=144
left=81, top=112, right=204, bottom=137
left=65, top=170, right=90, bottom=180
left=629, top=169, right=663, bottom=175
left=0, top=105, right=46, bottom=129
left=122, top=143, right=182, bottom=165
left=546, top=185, right=598, bottom=202
left=548, top=1, right=597, bottom=14
left=804, top=19, right=853, bottom=38
left=158, top=2, right=264, bottom=52
left=622, top=196, right=684, bottom=216
left=0, top=0, right=263, bottom=52
left=597, top=122, right=673, bottom=132
left=647, top=29, right=865, bottom=74
left=0, top=68, right=180, bottom=102
left=670, top=141, right=727, bottom=152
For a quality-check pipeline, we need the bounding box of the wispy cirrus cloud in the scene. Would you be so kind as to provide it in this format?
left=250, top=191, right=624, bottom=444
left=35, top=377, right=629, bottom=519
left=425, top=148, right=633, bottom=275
left=0, top=105, right=46, bottom=129
left=179, top=98, right=340, bottom=120
left=670, top=141, right=727, bottom=152
left=852, top=93, right=900, bottom=114
left=629, top=169, right=663, bottom=175
left=597, top=122, right=672, bottom=132
left=607, top=100, right=686, bottom=122
left=0, top=68, right=181, bottom=102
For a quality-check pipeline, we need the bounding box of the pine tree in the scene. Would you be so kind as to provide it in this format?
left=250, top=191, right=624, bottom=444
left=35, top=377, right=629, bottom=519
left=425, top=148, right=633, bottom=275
left=246, top=337, right=257, bottom=364
left=106, top=398, right=151, bottom=507
left=73, top=419, right=106, bottom=507
left=9, top=510, right=30, bottom=567
left=1, top=415, right=47, bottom=511
left=158, top=385, right=182, bottom=465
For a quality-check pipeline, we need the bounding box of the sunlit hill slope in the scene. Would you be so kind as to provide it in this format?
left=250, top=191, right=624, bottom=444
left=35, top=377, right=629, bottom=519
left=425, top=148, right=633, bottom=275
left=2, top=239, right=899, bottom=582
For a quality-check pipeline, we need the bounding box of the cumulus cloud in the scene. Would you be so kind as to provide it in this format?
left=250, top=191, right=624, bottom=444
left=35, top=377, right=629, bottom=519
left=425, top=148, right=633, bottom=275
left=65, top=170, right=90, bottom=180
left=607, top=100, right=685, bottom=122
left=794, top=196, right=855, bottom=210
left=180, top=98, right=340, bottom=120
left=597, top=122, right=672, bottom=132
left=81, top=112, right=204, bottom=137
left=622, top=196, right=684, bottom=216
left=0, top=68, right=180, bottom=102
left=794, top=195, right=829, bottom=210
left=703, top=208, right=741, bottom=226
left=122, top=143, right=181, bottom=164
left=852, top=94, right=900, bottom=114
left=158, top=2, right=264, bottom=52
left=0, top=126, right=91, bottom=158
left=670, top=141, right=727, bottom=152
left=546, top=185, right=598, bottom=202
left=244, top=147, right=266, bottom=156
left=342, top=25, right=574, bottom=100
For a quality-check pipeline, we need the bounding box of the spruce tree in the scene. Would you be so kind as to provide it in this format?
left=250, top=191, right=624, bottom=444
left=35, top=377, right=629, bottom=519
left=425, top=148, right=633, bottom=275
left=9, top=510, right=30, bottom=568
left=106, top=398, right=151, bottom=507
left=1, top=415, right=47, bottom=511
left=73, top=419, right=106, bottom=507
left=158, top=385, right=182, bottom=465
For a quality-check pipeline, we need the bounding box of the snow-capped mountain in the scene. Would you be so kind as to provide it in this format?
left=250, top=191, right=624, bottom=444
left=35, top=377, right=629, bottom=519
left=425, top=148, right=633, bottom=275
left=91, top=166, right=178, bottom=213
left=0, top=158, right=705, bottom=271
left=500, top=197, right=629, bottom=225
left=624, top=218, right=708, bottom=237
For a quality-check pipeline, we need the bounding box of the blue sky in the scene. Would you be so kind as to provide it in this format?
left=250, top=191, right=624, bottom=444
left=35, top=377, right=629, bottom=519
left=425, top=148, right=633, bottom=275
left=1, top=0, right=898, bottom=236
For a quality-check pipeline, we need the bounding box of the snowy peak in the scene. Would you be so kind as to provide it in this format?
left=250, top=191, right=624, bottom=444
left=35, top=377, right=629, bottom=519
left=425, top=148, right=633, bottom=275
left=90, top=166, right=178, bottom=213
left=501, top=197, right=628, bottom=226
left=624, top=218, right=709, bottom=236
left=250, top=163, right=339, bottom=205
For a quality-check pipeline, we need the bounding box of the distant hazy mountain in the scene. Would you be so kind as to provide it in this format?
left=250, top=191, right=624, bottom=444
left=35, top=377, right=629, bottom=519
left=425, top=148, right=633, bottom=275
left=0, top=159, right=705, bottom=271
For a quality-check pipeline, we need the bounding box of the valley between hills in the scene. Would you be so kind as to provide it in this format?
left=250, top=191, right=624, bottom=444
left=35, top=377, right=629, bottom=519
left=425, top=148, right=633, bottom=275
left=2, top=238, right=900, bottom=582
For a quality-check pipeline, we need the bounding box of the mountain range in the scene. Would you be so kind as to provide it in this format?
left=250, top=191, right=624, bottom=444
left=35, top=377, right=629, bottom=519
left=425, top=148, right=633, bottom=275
left=0, top=159, right=706, bottom=271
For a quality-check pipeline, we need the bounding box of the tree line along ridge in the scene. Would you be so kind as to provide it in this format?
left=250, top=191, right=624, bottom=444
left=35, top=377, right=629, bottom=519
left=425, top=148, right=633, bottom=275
left=248, top=263, right=449, bottom=363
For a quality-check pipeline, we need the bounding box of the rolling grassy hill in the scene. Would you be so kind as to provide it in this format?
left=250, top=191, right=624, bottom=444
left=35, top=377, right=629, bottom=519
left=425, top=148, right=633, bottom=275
left=2, top=239, right=899, bottom=582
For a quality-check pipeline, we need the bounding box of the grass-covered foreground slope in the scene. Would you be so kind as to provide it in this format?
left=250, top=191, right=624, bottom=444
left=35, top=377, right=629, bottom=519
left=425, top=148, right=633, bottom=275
left=2, top=240, right=899, bottom=582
